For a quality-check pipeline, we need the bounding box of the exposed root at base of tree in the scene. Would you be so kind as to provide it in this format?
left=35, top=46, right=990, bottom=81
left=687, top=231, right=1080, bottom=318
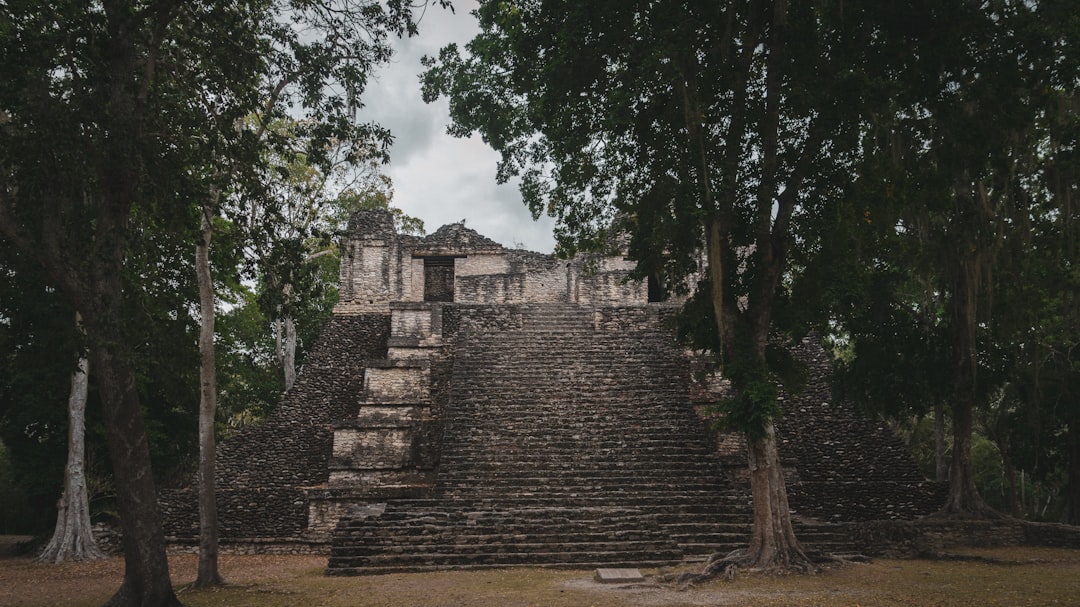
left=178, top=578, right=238, bottom=594
left=191, top=573, right=228, bottom=588
left=659, top=547, right=851, bottom=589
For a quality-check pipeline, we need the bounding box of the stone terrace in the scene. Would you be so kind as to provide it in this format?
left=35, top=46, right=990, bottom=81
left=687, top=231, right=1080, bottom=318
left=160, top=210, right=945, bottom=564
left=160, top=314, right=391, bottom=550
left=777, top=338, right=946, bottom=523
left=326, top=304, right=857, bottom=574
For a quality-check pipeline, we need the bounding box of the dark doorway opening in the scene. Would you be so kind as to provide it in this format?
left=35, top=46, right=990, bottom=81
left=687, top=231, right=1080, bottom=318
left=424, top=256, right=456, bottom=302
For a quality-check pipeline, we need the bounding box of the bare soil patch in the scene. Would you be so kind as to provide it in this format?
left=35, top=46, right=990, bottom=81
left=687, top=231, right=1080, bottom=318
left=2, top=546, right=1078, bottom=607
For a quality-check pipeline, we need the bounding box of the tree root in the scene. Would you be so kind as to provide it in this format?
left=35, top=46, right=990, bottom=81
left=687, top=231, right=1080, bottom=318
left=660, top=547, right=841, bottom=590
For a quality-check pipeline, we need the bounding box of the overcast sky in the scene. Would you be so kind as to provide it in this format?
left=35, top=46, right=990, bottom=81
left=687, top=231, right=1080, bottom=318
left=356, top=1, right=556, bottom=253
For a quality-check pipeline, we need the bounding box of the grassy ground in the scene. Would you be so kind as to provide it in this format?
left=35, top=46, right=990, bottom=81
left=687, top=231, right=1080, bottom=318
left=2, top=546, right=1079, bottom=606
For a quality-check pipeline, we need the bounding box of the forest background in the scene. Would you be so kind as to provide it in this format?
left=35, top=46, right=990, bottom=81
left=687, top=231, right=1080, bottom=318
left=0, top=0, right=1077, bottom=590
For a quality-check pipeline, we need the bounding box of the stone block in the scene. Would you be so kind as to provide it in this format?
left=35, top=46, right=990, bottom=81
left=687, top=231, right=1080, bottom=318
left=364, top=364, right=430, bottom=404
left=594, top=568, right=645, bottom=583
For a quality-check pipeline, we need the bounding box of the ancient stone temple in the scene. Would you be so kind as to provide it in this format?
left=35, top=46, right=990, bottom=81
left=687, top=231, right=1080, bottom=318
left=160, top=209, right=944, bottom=570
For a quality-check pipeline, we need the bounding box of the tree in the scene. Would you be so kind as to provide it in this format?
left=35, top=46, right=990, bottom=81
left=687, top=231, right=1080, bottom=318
left=813, top=0, right=1078, bottom=518
left=1, top=1, right=446, bottom=603
left=194, top=204, right=224, bottom=586
left=988, top=57, right=1080, bottom=522
left=244, top=133, right=420, bottom=393
left=37, top=314, right=106, bottom=563
left=0, top=3, right=209, bottom=602
left=423, top=0, right=889, bottom=572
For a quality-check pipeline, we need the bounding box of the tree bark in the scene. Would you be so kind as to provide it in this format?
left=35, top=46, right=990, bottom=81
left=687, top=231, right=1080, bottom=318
left=702, top=249, right=812, bottom=573
left=941, top=394, right=993, bottom=517
left=935, top=400, right=948, bottom=483
left=89, top=341, right=182, bottom=607
left=938, top=232, right=996, bottom=518
left=281, top=283, right=297, bottom=393
left=743, top=422, right=811, bottom=569
left=38, top=327, right=105, bottom=564
left=283, top=313, right=297, bottom=392
left=195, top=209, right=224, bottom=587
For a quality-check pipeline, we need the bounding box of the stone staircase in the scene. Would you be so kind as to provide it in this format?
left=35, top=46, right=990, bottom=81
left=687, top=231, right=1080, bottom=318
left=327, top=304, right=850, bottom=574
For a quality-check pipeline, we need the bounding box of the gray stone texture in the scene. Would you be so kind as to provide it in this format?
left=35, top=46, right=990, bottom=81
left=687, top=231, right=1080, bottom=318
left=160, top=210, right=960, bottom=565
left=159, top=314, right=390, bottom=550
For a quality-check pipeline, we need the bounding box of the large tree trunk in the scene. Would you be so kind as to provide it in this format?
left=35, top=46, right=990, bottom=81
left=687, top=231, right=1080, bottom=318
left=37, top=333, right=105, bottom=564
left=743, top=423, right=811, bottom=569
left=941, top=395, right=993, bottom=516
left=939, top=241, right=995, bottom=518
left=934, top=400, right=948, bottom=483
left=93, top=25, right=182, bottom=596
left=195, top=211, right=224, bottom=587
left=701, top=236, right=812, bottom=573
left=282, top=313, right=297, bottom=392
left=733, top=335, right=812, bottom=572
left=89, top=342, right=182, bottom=607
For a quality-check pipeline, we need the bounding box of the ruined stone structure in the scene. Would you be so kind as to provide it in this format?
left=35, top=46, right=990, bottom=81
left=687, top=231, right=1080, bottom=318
left=161, top=209, right=945, bottom=568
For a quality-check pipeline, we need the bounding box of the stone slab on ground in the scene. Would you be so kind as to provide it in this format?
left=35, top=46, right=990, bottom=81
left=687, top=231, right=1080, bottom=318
left=593, top=568, right=645, bottom=583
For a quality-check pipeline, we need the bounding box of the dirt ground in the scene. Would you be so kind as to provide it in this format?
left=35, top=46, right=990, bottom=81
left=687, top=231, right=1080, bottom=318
left=2, top=544, right=1080, bottom=607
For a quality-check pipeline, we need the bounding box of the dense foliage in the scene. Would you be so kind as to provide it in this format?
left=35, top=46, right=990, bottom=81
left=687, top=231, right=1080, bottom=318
left=423, top=0, right=1080, bottom=544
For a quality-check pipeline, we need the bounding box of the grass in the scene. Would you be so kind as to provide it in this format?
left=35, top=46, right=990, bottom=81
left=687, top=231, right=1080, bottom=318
left=2, top=547, right=1079, bottom=606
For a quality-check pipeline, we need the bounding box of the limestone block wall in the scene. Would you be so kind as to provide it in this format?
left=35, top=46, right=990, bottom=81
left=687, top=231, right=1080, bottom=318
left=335, top=210, right=654, bottom=311
left=312, top=303, right=451, bottom=533
left=389, top=301, right=445, bottom=347
left=776, top=337, right=946, bottom=521
left=159, top=313, right=391, bottom=545
left=363, top=362, right=431, bottom=404
left=337, top=212, right=411, bottom=313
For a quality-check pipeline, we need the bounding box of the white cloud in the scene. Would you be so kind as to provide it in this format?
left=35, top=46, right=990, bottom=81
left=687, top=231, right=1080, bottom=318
left=357, top=1, right=556, bottom=253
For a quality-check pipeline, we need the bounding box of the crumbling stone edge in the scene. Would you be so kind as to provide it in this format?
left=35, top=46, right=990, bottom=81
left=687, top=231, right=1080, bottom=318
left=845, top=518, right=1080, bottom=558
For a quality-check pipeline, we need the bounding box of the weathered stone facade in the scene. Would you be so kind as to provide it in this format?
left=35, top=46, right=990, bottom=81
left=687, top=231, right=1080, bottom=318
left=335, top=211, right=652, bottom=314
left=162, top=209, right=951, bottom=564
left=159, top=314, right=391, bottom=552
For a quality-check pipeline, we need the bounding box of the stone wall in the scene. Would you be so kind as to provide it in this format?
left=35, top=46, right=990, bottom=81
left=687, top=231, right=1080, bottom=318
left=160, top=314, right=390, bottom=545
left=335, top=211, right=651, bottom=313
left=692, top=335, right=947, bottom=522
left=165, top=211, right=1078, bottom=558
left=776, top=337, right=948, bottom=522
left=848, top=518, right=1080, bottom=557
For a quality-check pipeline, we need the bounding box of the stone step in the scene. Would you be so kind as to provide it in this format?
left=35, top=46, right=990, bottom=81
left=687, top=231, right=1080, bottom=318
left=326, top=552, right=682, bottom=570
left=434, top=469, right=726, bottom=482
left=340, top=520, right=665, bottom=538
left=332, top=540, right=681, bottom=560
left=439, top=446, right=717, bottom=458
left=335, top=506, right=659, bottom=525
left=434, top=478, right=726, bottom=490
left=424, top=489, right=751, bottom=506
left=328, top=304, right=767, bottom=574
left=437, top=451, right=719, bottom=463
left=440, top=435, right=715, bottom=446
